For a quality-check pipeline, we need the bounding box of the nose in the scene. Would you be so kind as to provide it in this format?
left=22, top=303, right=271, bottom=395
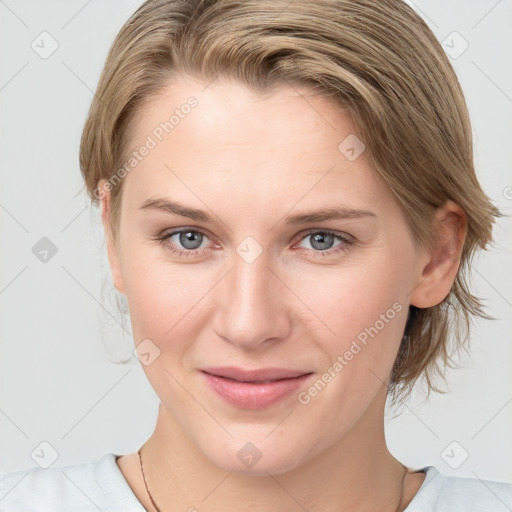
left=212, top=248, right=292, bottom=351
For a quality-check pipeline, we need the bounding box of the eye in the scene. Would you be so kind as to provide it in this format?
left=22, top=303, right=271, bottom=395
left=154, top=228, right=354, bottom=259
left=155, top=228, right=212, bottom=258
left=170, top=230, right=205, bottom=250
left=295, top=230, right=353, bottom=257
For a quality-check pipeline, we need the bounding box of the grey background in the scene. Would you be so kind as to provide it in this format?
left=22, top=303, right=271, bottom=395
left=0, top=0, right=511, bottom=484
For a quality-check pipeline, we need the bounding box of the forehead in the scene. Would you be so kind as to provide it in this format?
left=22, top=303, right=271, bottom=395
left=130, top=77, right=352, bottom=149
left=120, top=77, right=393, bottom=217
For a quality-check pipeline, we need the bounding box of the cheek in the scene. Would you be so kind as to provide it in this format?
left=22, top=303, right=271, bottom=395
left=121, top=255, right=209, bottom=398
left=298, top=250, right=410, bottom=333
left=290, top=263, right=410, bottom=429
left=122, top=227, right=413, bottom=365
left=290, top=249, right=412, bottom=380
left=119, top=244, right=203, bottom=342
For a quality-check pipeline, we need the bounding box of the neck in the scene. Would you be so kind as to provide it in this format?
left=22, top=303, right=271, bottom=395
left=139, top=388, right=411, bottom=512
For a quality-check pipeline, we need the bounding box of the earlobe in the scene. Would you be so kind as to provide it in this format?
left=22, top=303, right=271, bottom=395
left=98, top=179, right=126, bottom=295
left=409, top=201, right=467, bottom=309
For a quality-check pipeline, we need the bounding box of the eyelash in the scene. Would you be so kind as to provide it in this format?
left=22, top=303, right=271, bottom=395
left=154, top=228, right=354, bottom=259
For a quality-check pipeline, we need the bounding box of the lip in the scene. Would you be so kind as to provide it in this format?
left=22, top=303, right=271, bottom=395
left=200, top=366, right=314, bottom=409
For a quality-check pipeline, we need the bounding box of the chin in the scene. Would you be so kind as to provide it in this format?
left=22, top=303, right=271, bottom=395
left=198, top=430, right=310, bottom=476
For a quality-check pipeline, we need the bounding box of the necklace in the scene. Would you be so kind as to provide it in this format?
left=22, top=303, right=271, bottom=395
left=138, top=446, right=408, bottom=512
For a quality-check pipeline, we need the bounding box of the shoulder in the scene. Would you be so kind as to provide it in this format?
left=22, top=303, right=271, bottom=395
left=0, top=452, right=144, bottom=512
left=406, top=466, right=512, bottom=511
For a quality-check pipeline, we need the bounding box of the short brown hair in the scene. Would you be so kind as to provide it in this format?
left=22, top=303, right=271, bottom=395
left=79, top=0, right=500, bottom=404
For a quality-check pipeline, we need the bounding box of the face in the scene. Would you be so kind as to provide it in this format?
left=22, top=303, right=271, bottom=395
left=101, top=77, right=430, bottom=475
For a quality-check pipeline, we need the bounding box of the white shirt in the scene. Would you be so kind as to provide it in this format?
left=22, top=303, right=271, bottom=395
left=1, top=452, right=511, bottom=511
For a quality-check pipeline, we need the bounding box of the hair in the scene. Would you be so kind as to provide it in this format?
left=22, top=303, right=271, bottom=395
left=79, top=0, right=500, bottom=405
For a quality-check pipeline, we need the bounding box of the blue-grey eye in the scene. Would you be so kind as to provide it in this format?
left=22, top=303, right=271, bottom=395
left=307, top=232, right=337, bottom=251
left=175, top=230, right=204, bottom=250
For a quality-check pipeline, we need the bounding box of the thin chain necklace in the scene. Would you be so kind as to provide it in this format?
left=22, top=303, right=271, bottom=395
left=138, top=446, right=408, bottom=512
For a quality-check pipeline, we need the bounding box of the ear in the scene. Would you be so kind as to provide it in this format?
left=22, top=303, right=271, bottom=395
left=409, top=200, right=467, bottom=308
left=98, top=179, right=126, bottom=295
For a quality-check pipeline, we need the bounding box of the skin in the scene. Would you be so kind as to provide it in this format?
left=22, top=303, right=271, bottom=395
left=100, top=77, right=466, bottom=511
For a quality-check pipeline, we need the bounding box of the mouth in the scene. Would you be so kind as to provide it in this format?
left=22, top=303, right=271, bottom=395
left=200, top=366, right=314, bottom=409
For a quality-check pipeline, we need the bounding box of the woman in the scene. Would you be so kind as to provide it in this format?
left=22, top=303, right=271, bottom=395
left=1, top=0, right=510, bottom=510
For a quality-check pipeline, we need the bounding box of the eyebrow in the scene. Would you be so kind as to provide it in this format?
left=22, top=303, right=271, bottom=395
left=139, top=197, right=377, bottom=224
